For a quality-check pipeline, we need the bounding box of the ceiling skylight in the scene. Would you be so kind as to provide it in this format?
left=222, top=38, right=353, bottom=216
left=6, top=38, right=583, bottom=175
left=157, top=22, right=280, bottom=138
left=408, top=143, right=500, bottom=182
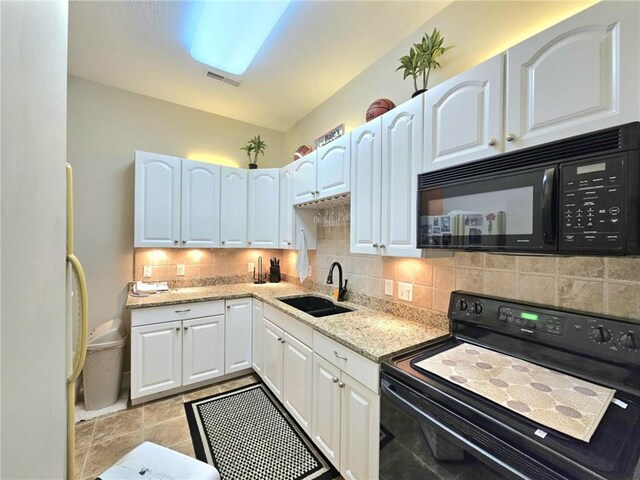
left=189, top=1, right=291, bottom=76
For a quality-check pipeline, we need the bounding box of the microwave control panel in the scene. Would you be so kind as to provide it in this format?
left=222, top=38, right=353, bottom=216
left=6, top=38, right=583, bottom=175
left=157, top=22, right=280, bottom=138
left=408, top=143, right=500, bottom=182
left=559, top=156, right=625, bottom=251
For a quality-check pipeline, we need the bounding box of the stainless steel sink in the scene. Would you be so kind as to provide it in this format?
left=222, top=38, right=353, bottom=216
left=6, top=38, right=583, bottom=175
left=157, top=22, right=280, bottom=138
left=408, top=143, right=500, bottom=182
left=278, top=295, right=352, bottom=318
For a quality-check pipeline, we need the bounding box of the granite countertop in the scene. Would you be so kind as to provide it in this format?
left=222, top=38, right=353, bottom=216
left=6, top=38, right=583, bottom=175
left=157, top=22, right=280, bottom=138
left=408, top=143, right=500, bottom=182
left=126, top=282, right=449, bottom=363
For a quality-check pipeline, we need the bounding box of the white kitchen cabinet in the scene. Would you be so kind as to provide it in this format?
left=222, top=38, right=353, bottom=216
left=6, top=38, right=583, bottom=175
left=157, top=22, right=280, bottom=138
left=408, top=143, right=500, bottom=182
left=424, top=55, right=504, bottom=171
left=220, top=167, right=248, bottom=248
left=279, top=162, right=318, bottom=251
left=181, top=160, right=221, bottom=247
left=224, top=298, right=252, bottom=374
left=263, top=318, right=284, bottom=399
left=134, top=151, right=181, bottom=247
left=248, top=169, right=280, bottom=248
left=252, top=300, right=264, bottom=377
left=282, top=332, right=313, bottom=434
left=182, top=315, right=225, bottom=386
left=350, top=118, right=382, bottom=255
left=380, top=95, right=423, bottom=258
left=505, top=1, right=639, bottom=151
left=293, top=154, right=317, bottom=204
left=311, top=353, right=342, bottom=469
left=316, top=134, right=351, bottom=198
left=131, top=320, right=183, bottom=398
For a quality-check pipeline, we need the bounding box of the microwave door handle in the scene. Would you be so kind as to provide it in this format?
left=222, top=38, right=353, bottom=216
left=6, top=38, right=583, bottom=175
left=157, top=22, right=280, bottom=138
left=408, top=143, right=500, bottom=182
left=541, top=167, right=556, bottom=245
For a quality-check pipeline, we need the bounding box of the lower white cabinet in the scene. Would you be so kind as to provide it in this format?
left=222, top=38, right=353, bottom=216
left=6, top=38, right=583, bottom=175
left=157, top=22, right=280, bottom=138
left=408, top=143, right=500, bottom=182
left=182, top=315, right=225, bottom=386
left=263, top=318, right=285, bottom=399
left=224, top=298, right=253, bottom=374
left=311, top=353, right=342, bottom=468
left=252, top=300, right=264, bottom=376
left=282, top=332, right=313, bottom=434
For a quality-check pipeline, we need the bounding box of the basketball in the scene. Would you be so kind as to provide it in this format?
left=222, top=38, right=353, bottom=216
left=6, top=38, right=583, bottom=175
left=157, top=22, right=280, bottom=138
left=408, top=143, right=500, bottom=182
left=293, top=144, right=313, bottom=161
left=366, top=98, right=396, bottom=122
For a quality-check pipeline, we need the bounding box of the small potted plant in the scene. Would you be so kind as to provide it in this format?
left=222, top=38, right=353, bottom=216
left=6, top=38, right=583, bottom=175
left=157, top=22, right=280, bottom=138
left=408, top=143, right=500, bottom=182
left=396, top=28, right=454, bottom=98
left=241, top=134, right=268, bottom=169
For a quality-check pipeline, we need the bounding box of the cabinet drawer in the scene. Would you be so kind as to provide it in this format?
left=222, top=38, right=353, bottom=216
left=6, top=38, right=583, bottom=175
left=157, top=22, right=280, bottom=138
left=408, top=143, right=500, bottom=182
left=263, top=303, right=313, bottom=347
left=131, top=300, right=225, bottom=327
left=313, top=332, right=379, bottom=394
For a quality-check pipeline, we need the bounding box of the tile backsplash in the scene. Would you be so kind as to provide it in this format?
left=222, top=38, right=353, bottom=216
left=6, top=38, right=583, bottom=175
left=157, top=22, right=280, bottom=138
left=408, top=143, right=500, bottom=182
left=134, top=222, right=640, bottom=322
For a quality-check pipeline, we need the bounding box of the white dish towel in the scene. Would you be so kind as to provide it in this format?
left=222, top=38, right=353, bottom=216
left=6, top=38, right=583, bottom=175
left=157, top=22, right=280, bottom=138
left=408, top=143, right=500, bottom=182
left=296, top=229, right=310, bottom=282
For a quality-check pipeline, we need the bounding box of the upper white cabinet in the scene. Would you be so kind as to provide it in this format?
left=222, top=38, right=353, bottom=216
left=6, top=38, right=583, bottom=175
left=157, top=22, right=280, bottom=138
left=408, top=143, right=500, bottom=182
left=293, top=135, right=351, bottom=204
left=224, top=298, right=253, bottom=374
left=424, top=55, right=504, bottom=171
left=279, top=162, right=318, bottom=251
left=181, top=160, right=221, bottom=247
left=220, top=167, right=248, bottom=248
left=134, top=151, right=181, bottom=247
left=247, top=168, right=279, bottom=248
left=505, top=1, right=640, bottom=151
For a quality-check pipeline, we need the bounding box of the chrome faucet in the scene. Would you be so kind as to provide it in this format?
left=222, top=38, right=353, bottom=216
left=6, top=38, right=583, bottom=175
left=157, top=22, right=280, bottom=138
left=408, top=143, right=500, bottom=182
left=326, top=261, right=348, bottom=302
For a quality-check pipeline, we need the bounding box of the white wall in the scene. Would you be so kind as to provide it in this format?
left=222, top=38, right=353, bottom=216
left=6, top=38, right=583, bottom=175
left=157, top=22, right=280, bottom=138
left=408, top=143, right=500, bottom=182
left=1, top=1, right=69, bottom=478
left=283, top=0, right=596, bottom=154
left=67, top=77, right=286, bottom=330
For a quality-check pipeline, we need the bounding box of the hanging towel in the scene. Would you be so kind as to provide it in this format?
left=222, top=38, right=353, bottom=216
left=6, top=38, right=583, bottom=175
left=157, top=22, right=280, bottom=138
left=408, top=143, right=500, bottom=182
left=296, top=230, right=310, bottom=282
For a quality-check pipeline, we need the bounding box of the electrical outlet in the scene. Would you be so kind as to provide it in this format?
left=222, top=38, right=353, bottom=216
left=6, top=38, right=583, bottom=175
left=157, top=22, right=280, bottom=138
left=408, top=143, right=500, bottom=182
left=143, top=265, right=152, bottom=278
left=384, top=279, right=394, bottom=296
left=398, top=282, right=413, bottom=302
left=248, top=262, right=255, bottom=272
left=176, top=264, right=185, bottom=276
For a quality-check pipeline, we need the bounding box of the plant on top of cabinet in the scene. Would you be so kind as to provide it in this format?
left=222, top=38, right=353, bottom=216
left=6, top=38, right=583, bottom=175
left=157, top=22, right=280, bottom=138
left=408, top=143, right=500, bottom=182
left=241, top=134, right=268, bottom=169
left=396, top=28, right=454, bottom=98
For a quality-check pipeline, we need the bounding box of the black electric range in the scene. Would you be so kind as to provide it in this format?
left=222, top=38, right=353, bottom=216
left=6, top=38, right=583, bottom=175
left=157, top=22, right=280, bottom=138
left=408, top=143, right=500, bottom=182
left=380, top=291, right=640, bottom=480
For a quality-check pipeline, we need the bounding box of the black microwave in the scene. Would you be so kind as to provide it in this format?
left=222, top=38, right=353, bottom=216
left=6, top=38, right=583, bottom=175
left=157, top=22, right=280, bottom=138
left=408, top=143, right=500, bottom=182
left=417, top=123, right=640, bottom=255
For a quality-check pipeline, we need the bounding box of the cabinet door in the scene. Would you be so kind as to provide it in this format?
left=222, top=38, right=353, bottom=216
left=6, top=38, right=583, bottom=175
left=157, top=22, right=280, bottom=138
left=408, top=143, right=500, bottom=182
left=424, top=55, right=504, bottom=171
left=340, top=373, right=380, bottom=480
left=220, top=167, right=248, bottom=247
left=282, top=333, right=313, bottom=434
left=181, top=160, right=221, bottom=248
left=224, top=298, right=252, bottom=374
left=263, top=318, right=284, bottom=400
left=247, top=169, right=280, bottom=248
left=293, top=152, right=317, bottom=204
left=182, top=315, right=225, bottom=386
left=380, top=95, right=423, bottom=258
left=317, top=135, right=351, bottom=199
left=505, top=1, right=640, bottom=151
left=252, top=300, right=264, bottom=377
left=134, top=151, right=181, bottom=247
left=279, top=163, right=295, bottom=249
left=311, top=353, right=342, bottom=470
left=350, top=119, right=382, bottom=255
left=131, top=321, right=182, bottom=399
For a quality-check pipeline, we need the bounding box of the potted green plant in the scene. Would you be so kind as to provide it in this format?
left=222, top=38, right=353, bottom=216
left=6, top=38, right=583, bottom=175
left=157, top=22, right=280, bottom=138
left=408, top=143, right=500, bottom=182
left=396, top=28, right=454, bottom=98
left=241, top=134, right=268, bottom=169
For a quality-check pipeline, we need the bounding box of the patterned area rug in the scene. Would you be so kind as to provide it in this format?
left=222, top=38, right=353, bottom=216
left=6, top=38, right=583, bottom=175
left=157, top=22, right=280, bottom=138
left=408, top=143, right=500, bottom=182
left=414, top=343, right=615, bottom=442
left=184, top=383, right=338, bottom=480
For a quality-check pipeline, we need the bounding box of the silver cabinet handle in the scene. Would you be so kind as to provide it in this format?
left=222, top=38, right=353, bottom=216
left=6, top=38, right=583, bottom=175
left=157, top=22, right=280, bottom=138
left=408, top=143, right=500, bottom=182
left=334, top=350, right=348, bottom=361
left=182, top=240, right=186, bottom=244
left=287, top=242, right=291, bottom=246
left=372, top=243, right=379, bottom=248
left=488, top=138, right=497, bottom=146
left=221, top=240, right=226, bottom=245
left=227, top=305, right=231, bottom=309
left=175, top=309, right=191, bottom=314
left=380, top=244, right=386, bottom=248
left=332, top=377, right=339, bottom=383
left=183, top=325, right=189, bottom=330
left=315, top=191, right=320, bottom=195
left=277, top=336, right=283, bottom=341
left=174, top=240, right=178, bottom=245
left=175, top=326, right=180, bottom=331
left=338, top=381, right=345, bottom=388
left=506, top=133, right=516, bottom=142
left=280, top=339, right=286, bottom=344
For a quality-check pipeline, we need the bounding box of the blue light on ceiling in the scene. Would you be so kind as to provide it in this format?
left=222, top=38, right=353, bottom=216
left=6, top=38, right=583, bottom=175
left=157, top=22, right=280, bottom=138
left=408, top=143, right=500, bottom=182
left=189, top=1, right=291, bottom=76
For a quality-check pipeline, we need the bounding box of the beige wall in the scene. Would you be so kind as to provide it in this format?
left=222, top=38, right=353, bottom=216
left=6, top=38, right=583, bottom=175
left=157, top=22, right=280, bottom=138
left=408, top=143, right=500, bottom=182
left=1, top=1, right=69, bottom=477
left=283, top=0, right=596, bottom=154
left=68, top=77, right=286, bottom=329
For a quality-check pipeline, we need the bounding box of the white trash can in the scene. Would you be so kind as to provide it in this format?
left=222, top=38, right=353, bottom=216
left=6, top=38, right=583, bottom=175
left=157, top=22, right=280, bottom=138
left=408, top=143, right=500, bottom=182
left=83, top=318, right=128, bottom=411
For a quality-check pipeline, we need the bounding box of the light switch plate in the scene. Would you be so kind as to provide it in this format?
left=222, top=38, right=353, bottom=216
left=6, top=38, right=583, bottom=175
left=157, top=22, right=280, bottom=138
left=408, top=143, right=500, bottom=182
left=398, top=282, right=413, bottom=302
left=176, top=264, right=185, bottom=276
left=248, top=262, right=255, bottom=272
left=384, top=279, right=393, bottom=296
left=143, top=265, right=152, bottom=278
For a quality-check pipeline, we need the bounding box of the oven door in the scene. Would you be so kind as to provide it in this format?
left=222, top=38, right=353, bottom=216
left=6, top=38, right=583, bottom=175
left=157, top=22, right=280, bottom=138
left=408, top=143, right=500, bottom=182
left=417, top=167, right=557, bottom=252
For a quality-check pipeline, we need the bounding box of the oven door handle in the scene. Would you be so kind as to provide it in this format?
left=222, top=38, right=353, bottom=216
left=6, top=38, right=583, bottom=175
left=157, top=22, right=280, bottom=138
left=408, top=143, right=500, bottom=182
left=381, top=378, right=528, bottom=479
left=541, top=167, right=556, bottom=245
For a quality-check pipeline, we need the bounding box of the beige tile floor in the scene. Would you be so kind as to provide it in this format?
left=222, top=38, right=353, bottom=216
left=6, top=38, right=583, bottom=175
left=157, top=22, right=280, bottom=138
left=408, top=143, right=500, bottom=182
left=75, top=373, right=260, bottom=480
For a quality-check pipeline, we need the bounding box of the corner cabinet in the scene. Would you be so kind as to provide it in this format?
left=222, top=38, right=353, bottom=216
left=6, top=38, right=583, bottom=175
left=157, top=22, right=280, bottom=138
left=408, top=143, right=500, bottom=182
left=224, top=298, right=253, bottom=374
left=220, top=167, right=248, bottom=248
left=247, top=168, right=279, bottom=248
left=505, top=1, right=640, bottom=151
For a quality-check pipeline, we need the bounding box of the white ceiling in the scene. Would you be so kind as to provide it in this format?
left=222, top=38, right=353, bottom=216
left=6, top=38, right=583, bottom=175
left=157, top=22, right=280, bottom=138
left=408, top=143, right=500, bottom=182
left=68, top=1, right=449, bottom=132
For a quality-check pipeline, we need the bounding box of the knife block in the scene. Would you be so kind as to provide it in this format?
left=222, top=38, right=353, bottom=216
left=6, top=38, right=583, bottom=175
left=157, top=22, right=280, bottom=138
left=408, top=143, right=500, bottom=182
left=269, top=265, right=281, bottom=283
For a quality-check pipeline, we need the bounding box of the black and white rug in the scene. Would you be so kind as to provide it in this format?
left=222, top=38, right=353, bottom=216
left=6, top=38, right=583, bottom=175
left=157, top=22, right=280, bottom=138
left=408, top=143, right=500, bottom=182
left=184, top=382, right=338, bottom=480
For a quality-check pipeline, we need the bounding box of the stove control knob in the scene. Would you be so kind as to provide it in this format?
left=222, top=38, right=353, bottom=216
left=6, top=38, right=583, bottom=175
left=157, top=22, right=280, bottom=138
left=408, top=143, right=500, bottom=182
left=457, top=300, right=468, bottom=312
left=589, top=326, right=611, bottom=343
left=620, top=333, right=637, bottom=350
left=471, top=302, right=483, bottom=315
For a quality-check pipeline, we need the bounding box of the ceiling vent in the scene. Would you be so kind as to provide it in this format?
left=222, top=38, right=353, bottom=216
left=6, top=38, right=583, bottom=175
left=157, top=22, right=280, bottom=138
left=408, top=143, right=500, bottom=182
left=205, top=70, right=241, bottom=87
